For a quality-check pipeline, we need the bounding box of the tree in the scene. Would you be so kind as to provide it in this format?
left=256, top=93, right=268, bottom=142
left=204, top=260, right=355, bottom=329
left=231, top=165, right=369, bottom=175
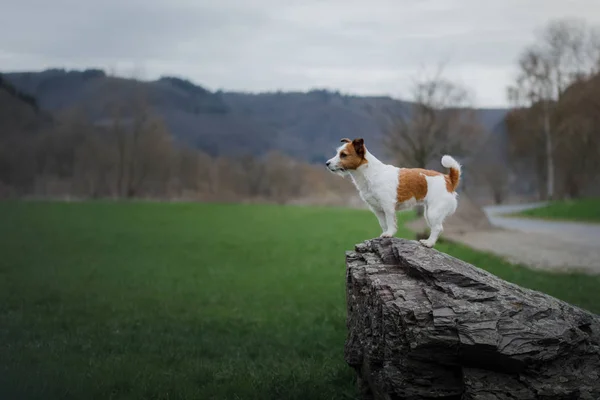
left=468, top=127, right=511, bottom=204
left=507, top=18, right=600, bottom=200
left=262, top=151, right=304, bottom=204
left=472, top=160, right=509, bottom=204
left=103, top=80, right=174, bottom=198
left=552, top=73, right=600, bottom=197
left=72, top=129, right=114, bottom=198
left=380, top=68, right=483, bottom=170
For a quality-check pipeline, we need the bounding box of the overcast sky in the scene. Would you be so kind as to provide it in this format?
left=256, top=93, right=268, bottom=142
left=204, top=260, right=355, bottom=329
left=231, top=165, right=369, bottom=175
left=2, top=0, right=600, bottom=107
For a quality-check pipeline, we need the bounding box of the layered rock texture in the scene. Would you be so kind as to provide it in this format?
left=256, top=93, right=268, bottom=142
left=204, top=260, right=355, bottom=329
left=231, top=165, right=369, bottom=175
left=344, top=238, right=600, bottom=399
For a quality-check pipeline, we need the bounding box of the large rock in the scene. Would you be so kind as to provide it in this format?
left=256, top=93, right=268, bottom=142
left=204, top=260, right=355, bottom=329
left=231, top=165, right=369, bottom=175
left=345, top=238, right=600, bottom=399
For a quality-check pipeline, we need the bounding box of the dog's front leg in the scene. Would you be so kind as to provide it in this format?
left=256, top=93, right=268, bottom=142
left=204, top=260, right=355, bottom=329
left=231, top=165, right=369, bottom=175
left=379, top=208, right=397, bottom=238
left=371, top=206, right=387, bottom=233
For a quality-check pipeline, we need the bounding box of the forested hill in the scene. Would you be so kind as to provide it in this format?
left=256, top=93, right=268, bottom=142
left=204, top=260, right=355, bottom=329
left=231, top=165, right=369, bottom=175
left=0, top=74, right=50, bottom=135
left=3, top=68, right=508, bottom=163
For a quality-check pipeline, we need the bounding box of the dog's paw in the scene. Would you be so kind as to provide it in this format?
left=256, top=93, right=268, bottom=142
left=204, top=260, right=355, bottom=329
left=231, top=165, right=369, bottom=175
left=419, top=239, right=435, bottom=248
left=380, top=232, right=395, bottom=238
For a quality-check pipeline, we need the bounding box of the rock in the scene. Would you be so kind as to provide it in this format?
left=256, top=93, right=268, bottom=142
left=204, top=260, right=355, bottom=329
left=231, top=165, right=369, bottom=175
left=345, top=238, right=600, bottom=400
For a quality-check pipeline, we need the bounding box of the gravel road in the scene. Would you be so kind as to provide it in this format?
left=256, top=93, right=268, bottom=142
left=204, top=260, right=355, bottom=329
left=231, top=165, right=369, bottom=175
left=484, top=203, right=600, bottom=248
left=446, top=203, right=600, bottom=274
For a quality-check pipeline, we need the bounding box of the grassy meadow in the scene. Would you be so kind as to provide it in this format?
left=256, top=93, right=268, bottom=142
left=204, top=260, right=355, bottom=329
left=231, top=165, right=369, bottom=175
left=1, top=201, right=599, bottom=400
left=515, top=198, right=600, bottom=223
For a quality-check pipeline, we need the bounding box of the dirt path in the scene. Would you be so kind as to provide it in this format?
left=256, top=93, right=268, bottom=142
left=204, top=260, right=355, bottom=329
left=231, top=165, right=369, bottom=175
left=484, top=203, right=600, bottom=248
left=445, top=203, right=600, bottom=274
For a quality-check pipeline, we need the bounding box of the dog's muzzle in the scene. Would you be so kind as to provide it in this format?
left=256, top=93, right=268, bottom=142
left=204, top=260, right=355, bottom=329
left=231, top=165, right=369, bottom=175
left=326, top=162, right=345, bottom=173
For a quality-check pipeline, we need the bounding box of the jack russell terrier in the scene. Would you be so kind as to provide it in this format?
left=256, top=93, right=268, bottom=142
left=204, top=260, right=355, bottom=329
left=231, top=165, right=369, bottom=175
left=326, top=138, right=461, bottom=248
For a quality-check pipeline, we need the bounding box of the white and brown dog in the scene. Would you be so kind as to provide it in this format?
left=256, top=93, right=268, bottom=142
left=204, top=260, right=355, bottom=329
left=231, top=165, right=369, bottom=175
left=326, top=138, right=461, bottom=248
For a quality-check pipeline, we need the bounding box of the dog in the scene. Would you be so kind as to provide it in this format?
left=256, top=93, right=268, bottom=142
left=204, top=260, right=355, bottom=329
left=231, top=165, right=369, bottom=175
left=326, top=137, right=461, bottom=248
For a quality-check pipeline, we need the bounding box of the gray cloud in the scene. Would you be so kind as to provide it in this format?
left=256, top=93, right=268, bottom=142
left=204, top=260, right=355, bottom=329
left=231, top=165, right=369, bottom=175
left=2, top=0, right=600, bottom=106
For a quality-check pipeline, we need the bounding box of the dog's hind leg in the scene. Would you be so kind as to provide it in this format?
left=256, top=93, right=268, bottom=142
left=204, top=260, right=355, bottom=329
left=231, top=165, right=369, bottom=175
left=419, top=197, right=457, bottom=248
left=423, top=205, right=430, bottom=227
left=419, top=206, right=444, bottom=247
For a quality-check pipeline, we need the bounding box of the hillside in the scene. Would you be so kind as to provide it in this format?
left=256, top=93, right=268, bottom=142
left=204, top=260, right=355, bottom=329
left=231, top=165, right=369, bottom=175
left=3, top=69, right=508, bottom=163
left=0, top=74, right=50, bottom=136
left=0, top=74, right=53, bottom=195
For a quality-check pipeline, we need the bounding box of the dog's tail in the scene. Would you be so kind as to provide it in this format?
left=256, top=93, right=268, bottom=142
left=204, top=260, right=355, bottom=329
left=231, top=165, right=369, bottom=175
left=441, top=155, right=461, bottom=192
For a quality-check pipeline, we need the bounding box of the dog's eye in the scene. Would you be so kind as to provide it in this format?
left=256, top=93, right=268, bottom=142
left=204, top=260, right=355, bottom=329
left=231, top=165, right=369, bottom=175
left=340, top=153, right=347, bottom=158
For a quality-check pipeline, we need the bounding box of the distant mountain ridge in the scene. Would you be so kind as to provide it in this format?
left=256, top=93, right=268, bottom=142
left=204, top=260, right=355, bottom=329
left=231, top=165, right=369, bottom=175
left=3, top=68, right=509, bottom=163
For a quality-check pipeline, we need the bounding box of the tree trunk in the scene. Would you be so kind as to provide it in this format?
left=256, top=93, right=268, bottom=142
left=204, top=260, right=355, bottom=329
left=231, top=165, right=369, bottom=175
left=543, top=104, right=555, bottom=200
left=345, top=238, right=600, bottom=400
left=493, top=188, right=504, bottom=205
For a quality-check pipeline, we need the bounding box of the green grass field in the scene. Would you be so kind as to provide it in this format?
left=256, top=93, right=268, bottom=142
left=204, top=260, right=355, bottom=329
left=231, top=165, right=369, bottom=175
left=1, top=201, right=599, bottom=400
left=515, top=198, right=600, bottom=222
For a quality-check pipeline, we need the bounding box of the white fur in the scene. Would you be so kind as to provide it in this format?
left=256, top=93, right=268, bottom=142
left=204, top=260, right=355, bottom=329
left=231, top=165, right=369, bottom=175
left=441, top=155, right=461, bottom=173
left=327, top=148, right=460, bottom=248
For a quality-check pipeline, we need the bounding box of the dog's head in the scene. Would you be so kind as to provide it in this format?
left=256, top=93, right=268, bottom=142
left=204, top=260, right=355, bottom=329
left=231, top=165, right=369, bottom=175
left=326, top=138, right=367, bottom=175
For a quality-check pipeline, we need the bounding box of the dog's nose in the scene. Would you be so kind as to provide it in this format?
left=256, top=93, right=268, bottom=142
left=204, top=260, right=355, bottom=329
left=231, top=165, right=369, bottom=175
left=326, top=161, right=331, bottom=166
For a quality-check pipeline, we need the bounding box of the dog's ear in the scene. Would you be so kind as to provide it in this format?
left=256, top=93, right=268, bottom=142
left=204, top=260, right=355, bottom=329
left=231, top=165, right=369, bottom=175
left=340, top=138, right=351, bottom=143
left=352, top=138, right=365, bottom=157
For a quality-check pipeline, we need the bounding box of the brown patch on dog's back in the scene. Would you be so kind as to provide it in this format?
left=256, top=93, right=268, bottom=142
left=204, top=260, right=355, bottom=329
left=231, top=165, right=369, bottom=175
left=397, top=168, right=454, bottom=202
left=338, top=139, right=368, bottom=170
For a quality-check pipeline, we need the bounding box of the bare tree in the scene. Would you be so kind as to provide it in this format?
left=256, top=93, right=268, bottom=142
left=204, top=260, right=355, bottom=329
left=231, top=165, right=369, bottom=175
left=508, top=49, right=555, bottom=199
left=381, top=68, right=483, bottom=169
left=72, top=128, right=113, bottom=198
left=507, top=17, right=600, bottom=199
left=130, top=117, right=173, bottom=197
left=472, top=160, right=509, bottom=204
left=553, top=73, right=600, bottom=197
left=101, top=78, right=175, bottom=198
left=262, top=151, right=304, bottom=204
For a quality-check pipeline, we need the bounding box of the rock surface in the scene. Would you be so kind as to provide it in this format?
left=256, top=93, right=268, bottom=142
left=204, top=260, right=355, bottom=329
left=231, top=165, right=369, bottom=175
left=344, top=238, right=600, bottom=400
